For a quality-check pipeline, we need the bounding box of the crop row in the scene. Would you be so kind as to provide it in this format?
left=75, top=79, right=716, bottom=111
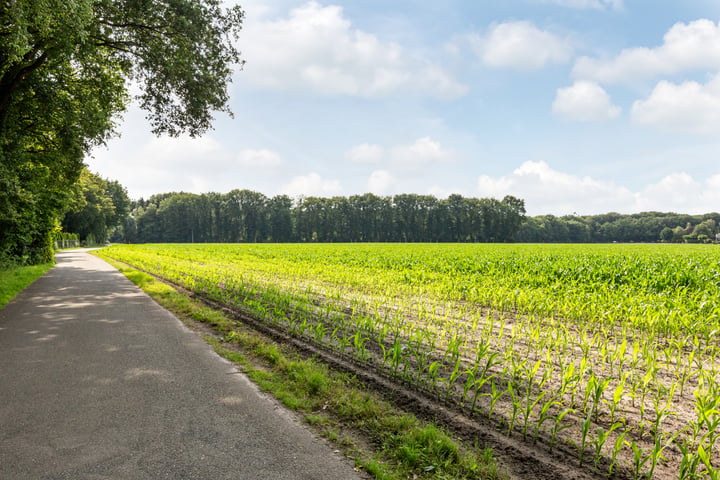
left=100, top=243, right=720, bottom=479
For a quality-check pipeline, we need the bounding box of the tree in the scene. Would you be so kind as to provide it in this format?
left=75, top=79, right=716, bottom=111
left=267, top=195, right=293, bottom=242
left=0, top=1, right=244, bottom=264
left=659, top=227, right=674, bottom=242
left=61, top=169, right=130, bottom=244
left=693, top=219, right=716, bottom=239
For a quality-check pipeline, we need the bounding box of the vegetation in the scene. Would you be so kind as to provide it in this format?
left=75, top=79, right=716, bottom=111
left=99, top=255, right=506, bottom=480
left=123, top=191, right=526, bottom=243
left=517, top=212, right=720, bottom=243
left=111, top=189, right=720, bottom=245
left=0, top=262, right=53, bottom=309
left=0, top=1, right=244, bottom=266
left=99, top=242, right=720, bottom=478
left=61, top=168, right=131, bottom=245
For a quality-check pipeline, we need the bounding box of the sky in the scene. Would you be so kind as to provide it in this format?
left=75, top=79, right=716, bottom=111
left=87, top=0, right=720, bottom=216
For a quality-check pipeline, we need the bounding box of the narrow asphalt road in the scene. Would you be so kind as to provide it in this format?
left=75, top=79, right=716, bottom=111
left=0, top=250, right=366, bottom=479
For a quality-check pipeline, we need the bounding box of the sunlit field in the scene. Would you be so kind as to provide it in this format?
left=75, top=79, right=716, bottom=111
left=100, top=243, right=720, bottom=479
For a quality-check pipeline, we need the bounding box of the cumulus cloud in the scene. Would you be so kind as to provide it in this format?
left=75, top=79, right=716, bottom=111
left=477, top=161, right=634, bottom=215
left=141, top=135, right=229, bottom=168
left=236, top=149, right=284, bottom=168
left=345, top=143, right=384, bottom=163
left=280, top=172, right=342, bottom=197
left=390, top=137, right=456, bottom=170
left=468, top=21, right=574, bottom=70
left=541, top=0, right=623, bottom=10
left=635, top=173, right=720, bottom=213
left=477, top=161, right=720, bottom=215
left=367, top=170, right=395, bottom=195
left=552, top=81, right=621, bottom=121
left=631, top=74, right=720, bottom=134
left=573, top=19, right=720, bottom=84
left=239, top=2, right=467, bottom=98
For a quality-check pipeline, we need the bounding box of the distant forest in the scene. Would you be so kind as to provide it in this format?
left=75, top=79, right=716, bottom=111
left=121, top=191, right=527, bottom=243
left=94, top=189, right=720, bottom=245
left=517, top=212, right=720, bottom=243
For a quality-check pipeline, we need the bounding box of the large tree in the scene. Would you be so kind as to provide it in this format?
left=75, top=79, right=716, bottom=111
left=0, top=0, right=244, bottom=264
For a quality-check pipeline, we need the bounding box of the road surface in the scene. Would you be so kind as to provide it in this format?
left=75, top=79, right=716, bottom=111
left=0, top=250, right=365, bottom=479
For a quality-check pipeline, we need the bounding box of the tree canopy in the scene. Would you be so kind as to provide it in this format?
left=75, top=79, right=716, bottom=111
left=119, top=191, right=527, bottom=244
left=515, top=212, right=720, bottom=243
left=61, top=168, right=130, bottom=244
left=0, top=0, right=244, bottom=265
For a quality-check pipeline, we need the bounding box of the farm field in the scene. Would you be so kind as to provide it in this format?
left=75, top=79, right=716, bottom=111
left=99, top=243, right=720, bottom=479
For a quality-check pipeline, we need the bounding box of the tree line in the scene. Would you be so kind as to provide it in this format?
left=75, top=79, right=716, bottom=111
left=119, top=191, right=527, bottom=244
left=516, top=212, right=720, bottom=243
left=62, top=181, right=720, bottom=246
left=0, top=1, right=243, bottom=266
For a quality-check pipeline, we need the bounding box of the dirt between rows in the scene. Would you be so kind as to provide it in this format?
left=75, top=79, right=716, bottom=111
left=174, top=288, right=621, bottom=480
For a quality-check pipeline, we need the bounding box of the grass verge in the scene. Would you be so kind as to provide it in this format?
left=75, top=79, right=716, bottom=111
left=97, top=252, right=507, bottom=480
left=0, top=262, right=54, bottom=309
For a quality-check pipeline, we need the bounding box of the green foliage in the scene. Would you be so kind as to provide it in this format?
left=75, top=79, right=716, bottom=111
left=516, top=212, right=720, bottom=243
left=61, top=168, right=130, bottom=243
left=0, top=0, right=244, bottom=264
left=130, top=190, right=526, bottom=243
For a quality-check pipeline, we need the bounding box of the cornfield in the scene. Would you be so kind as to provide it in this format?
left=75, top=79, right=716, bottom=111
left=100, top=243, right=720, bottom=479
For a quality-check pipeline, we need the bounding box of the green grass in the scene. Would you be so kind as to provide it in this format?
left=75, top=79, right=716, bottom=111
left=0, top=263, right=54, bottom=309
left=97, top=252, right=506, bottom=480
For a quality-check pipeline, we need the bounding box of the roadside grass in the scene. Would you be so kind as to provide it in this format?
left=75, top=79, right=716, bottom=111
left=0, top=263, right=54, bottom=309
left=99, top=254, right=506, bottom=480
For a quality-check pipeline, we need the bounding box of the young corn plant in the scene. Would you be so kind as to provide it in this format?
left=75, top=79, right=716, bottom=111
left=469, top=349, right=501, bottom=416
left=607, top=429, right=627, bottom=476
left=604, top=375, right=626, bottom=426
left=487, top=379, right=508, bottom=420
left=588, top=375, right=611, bottom=422
left=626, top=439, right=651, bottom=480
left=576, top=412, right=593, bottom=466
left=591, top=422, right=621, bottom=471
left=645, top=431, right=678, bottom=479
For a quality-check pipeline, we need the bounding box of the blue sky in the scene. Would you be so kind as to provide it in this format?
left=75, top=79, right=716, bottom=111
left=88, top=0, right=720, bottom=215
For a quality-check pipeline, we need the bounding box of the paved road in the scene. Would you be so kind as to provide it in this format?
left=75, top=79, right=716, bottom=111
left=0, top=250, right=365, bottom=479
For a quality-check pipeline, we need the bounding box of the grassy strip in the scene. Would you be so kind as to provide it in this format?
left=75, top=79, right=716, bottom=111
left=98, top=253, right=506, bottom=480
left=0, top=263, right=54, bottom=309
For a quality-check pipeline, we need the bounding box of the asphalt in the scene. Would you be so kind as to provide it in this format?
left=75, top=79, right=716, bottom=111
left=0, top=250, right=366, bottom=479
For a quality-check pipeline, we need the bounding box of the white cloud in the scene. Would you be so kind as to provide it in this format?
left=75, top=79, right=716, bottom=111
left=141, top=135, right=229, bottom=168
left=631, top=74, right=720, bottom=134
left=552, top=81, right=621, bottom=122
left=573, top=19, right=720, bottom=84
left=280, top=172, right=342, bottom=197
left=541, top=0, right=623, bottom=10
left=367, top=170, right=395, bottom=195
left=477, top=161, right=720, bottom=215
left=240, top=1, right=467, bottom=98
left=635, top=173, right=720, bottom=213
left=346, top=143, right=384, bottom=163
left=477, top=161, right=634, bottom=215
left=468, top=21, right=574, bottom=70
left=390, top=137, right=456, bottom=170
left=236, top=149, right=283, bottom=168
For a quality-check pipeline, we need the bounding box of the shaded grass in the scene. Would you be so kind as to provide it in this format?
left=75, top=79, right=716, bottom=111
left=0, top=263, right=54, bottom=309
left=97, top=252, right=506, bottom=480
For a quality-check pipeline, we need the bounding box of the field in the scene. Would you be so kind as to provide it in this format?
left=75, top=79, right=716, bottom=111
left=100, top=243, right=720, bottom=479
